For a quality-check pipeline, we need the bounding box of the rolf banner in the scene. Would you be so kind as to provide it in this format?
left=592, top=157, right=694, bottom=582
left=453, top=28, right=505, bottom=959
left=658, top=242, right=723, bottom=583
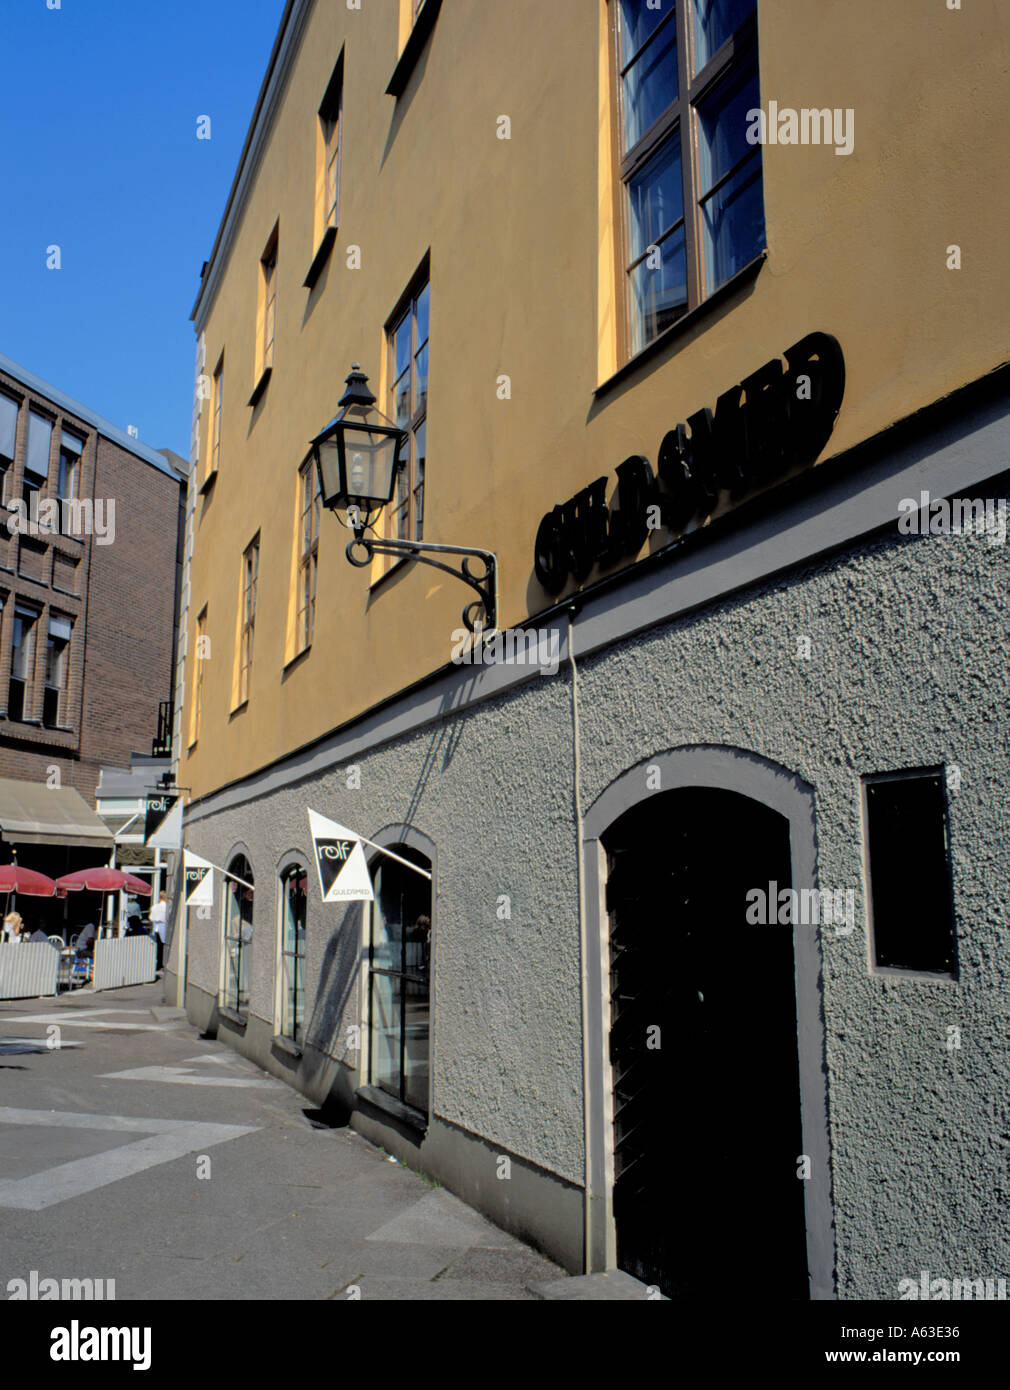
left=144, top=794, right=182, bottom=849
left=307, top=810, right=376, bottom=903
left=183, top=851, right=214, bottom=906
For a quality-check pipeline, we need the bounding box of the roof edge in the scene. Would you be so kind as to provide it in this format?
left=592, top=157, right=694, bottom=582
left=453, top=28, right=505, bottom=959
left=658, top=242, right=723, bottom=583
left=191, top=0, right=310, bottom=331
left=0, top=351, right=184, bottom=480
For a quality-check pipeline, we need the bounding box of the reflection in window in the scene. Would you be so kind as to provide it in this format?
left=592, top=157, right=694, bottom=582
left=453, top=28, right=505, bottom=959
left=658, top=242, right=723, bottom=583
left=615, top=0, right=762, bottom=354
left=368, top=845, right=431, bottom=1113
left=279, top=864, right=307, bottom=1042
left=223, top=855, right=254, bottom=1012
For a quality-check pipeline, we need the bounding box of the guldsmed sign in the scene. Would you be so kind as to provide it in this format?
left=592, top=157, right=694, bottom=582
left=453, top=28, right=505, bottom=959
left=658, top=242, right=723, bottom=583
left=534, top=331, right=845, bottom=594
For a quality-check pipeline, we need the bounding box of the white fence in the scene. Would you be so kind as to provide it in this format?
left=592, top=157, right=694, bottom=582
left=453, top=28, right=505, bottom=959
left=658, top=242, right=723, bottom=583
left=92, top=936, right=157, bottom=991
left=0, top=942, right=59, bottom=999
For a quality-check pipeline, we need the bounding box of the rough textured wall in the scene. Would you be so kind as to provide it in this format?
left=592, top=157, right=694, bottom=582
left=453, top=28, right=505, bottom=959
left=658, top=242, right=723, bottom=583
left=576, top=524, right=1009, bottom=1300
left=185, top=671, right=586, bottom=1185
left=187, top=515, right=1009, bottom=1296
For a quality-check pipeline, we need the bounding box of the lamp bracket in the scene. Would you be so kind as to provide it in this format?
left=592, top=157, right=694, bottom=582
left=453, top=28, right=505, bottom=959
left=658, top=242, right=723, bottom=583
left=346, top=536, right=498, bottom=632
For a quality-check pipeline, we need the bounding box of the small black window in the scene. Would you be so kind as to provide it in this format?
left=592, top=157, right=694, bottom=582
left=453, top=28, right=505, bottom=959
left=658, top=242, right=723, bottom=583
left=864, top=771, right=957, bottom=976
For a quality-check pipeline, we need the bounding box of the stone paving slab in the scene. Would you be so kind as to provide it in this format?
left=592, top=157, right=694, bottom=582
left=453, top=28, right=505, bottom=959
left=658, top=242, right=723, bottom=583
left=529, top=1270, right=667, bottom=1300
left=0, top=983, right=580, bottom=1301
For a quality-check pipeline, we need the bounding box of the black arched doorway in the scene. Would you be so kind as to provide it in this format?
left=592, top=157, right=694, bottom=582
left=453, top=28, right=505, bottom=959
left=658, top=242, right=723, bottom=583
left=602, top=785, right=809, bottom=1299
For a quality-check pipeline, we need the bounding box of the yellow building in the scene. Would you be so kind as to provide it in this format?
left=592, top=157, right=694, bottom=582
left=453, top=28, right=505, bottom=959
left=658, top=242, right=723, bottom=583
left=172, top=0, right=1010, bottom=1297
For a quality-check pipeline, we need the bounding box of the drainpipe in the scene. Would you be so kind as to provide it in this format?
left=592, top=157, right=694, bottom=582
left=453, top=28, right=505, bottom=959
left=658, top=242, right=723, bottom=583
left=566, top=601, right=593, bottom=1274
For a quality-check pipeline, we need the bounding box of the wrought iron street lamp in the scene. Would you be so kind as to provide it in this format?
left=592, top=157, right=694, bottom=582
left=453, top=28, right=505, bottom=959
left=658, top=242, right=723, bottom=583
left=310, top=364, right=497, bottom=632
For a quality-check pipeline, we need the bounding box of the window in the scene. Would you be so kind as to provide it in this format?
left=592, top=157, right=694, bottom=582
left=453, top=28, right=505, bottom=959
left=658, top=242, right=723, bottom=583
left=210, top=355, right=223, bottom=477
left=238, top=536, right=259, bottom=704
left=279, top=864, right=307, bottom=1042
left=24, top=411, right=52, bottom=505
left=297, top=459, right=320, bottom=651
left=368, top=845, right=432, bottom=1114
left=57, top=431, right=82, bottom=532
left=9, top=605, right=39, bottom=721
left=615, top=0, right=763, bottom=355
left=319, top=55, right=343, bottom=237
left=386, top=272, right=429, bottom=547
left=863, top=771, right=957, bottom=977
left=43, top=614, right=72, bottom=729
left=261, top=232, right=278, bottom=374
left=223, top=855, right=254, bottom=1013
left=190, top=605, right=207, bottom=746
left=0, top=392, right=18, bottom=502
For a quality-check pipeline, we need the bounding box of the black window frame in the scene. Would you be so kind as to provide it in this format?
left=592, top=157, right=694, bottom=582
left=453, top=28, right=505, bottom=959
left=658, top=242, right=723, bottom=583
left=862, top=767, right=959, bottom=980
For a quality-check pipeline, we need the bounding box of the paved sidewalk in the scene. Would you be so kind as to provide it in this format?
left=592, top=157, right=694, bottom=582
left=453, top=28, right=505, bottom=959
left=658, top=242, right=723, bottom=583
left=1, top=983, right=576, bottom=1300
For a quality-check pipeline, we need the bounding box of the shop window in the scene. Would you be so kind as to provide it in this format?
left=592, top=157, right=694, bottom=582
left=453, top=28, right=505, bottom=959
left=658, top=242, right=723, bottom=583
left=864, top=771, right=957, bottom=977
left=9, top=604, right=39, bottom=721
left=223, top=855, right=254, bottom=1013
left=367, top=845, right=432, bottom=1114
left=614, top=0, right=763, bottom=356
left=279, top=863, right=307, bottom=1043
left=43, top=613, right=72, bottom=729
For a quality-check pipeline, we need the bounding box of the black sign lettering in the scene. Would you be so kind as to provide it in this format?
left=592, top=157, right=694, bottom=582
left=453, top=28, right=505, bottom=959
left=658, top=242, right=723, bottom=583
left=535, top=333, right=845, bottom=591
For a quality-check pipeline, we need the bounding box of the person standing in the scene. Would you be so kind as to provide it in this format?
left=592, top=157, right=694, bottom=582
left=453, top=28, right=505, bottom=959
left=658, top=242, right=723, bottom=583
left=150, top=890, right=168, bottom=971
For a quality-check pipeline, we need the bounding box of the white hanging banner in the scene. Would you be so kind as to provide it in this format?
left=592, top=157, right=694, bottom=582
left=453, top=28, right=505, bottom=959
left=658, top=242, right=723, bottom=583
left=146, top=797, right=183, bottom=850
left=183, top=850, right=214, bottom=906
left=308, top=809, right=376, bottom=903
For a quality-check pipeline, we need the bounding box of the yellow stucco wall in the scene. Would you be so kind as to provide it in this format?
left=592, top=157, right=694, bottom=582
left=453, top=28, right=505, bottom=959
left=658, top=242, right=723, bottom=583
left=184, top=0, right=1008, bottom=798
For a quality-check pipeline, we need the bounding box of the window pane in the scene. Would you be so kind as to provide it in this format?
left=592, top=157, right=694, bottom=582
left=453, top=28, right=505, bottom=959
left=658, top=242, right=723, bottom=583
left=629, top=225, right=687, bottom=352
left=414, top=421, right=426, bottom=541
left=26, top=411, right=52, bottom=479
left=619, top=0, right=672, bottom=66
left=622, top=25, right=678, bottom=152
left=698, top=61, right=760, bottom=194
left=698, top=62, right=764, bottom=293
left=371, top=970, right=402, bottom=1097
left=393, top=315, right=411, bottom=384
left=415, top=282, right=430, bottom=348
left=403, top=973, right=430, bottom=1111
left=394, top=369, right=411, bottom=429
left=0, top=394, right=19, bottom=460
left=693, top=0, right=756, bottom=70
left=866, top=776, right=957, bottom=974
left=628, top=137, right=683, bottom=263
left=699, top=153, right=763, bottom=293
left=414, top=343, right=428, bottom=418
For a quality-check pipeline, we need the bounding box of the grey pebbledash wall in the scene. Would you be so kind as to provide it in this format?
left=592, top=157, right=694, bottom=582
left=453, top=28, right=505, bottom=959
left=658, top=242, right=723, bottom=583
left=181, top=477, right=1010, bottom=1297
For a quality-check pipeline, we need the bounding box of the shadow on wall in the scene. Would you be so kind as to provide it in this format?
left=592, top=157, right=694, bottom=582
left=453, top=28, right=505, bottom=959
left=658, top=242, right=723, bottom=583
left=300, top=899, right=361, bottom=1097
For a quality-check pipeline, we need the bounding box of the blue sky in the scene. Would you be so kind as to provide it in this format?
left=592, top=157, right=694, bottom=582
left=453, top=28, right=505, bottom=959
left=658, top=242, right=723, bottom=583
left=0, top=0, right=288, bottom=458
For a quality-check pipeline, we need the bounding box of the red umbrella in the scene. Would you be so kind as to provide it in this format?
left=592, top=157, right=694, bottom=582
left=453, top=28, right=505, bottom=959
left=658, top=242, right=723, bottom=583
left=0, top=865, right=58, bottom=897
left=55, top=868, right=152, bottom=895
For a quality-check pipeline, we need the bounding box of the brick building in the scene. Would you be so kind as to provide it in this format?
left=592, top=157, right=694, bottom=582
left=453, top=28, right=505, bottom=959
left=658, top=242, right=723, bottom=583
left=0, top=351, right=186, bottom=930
